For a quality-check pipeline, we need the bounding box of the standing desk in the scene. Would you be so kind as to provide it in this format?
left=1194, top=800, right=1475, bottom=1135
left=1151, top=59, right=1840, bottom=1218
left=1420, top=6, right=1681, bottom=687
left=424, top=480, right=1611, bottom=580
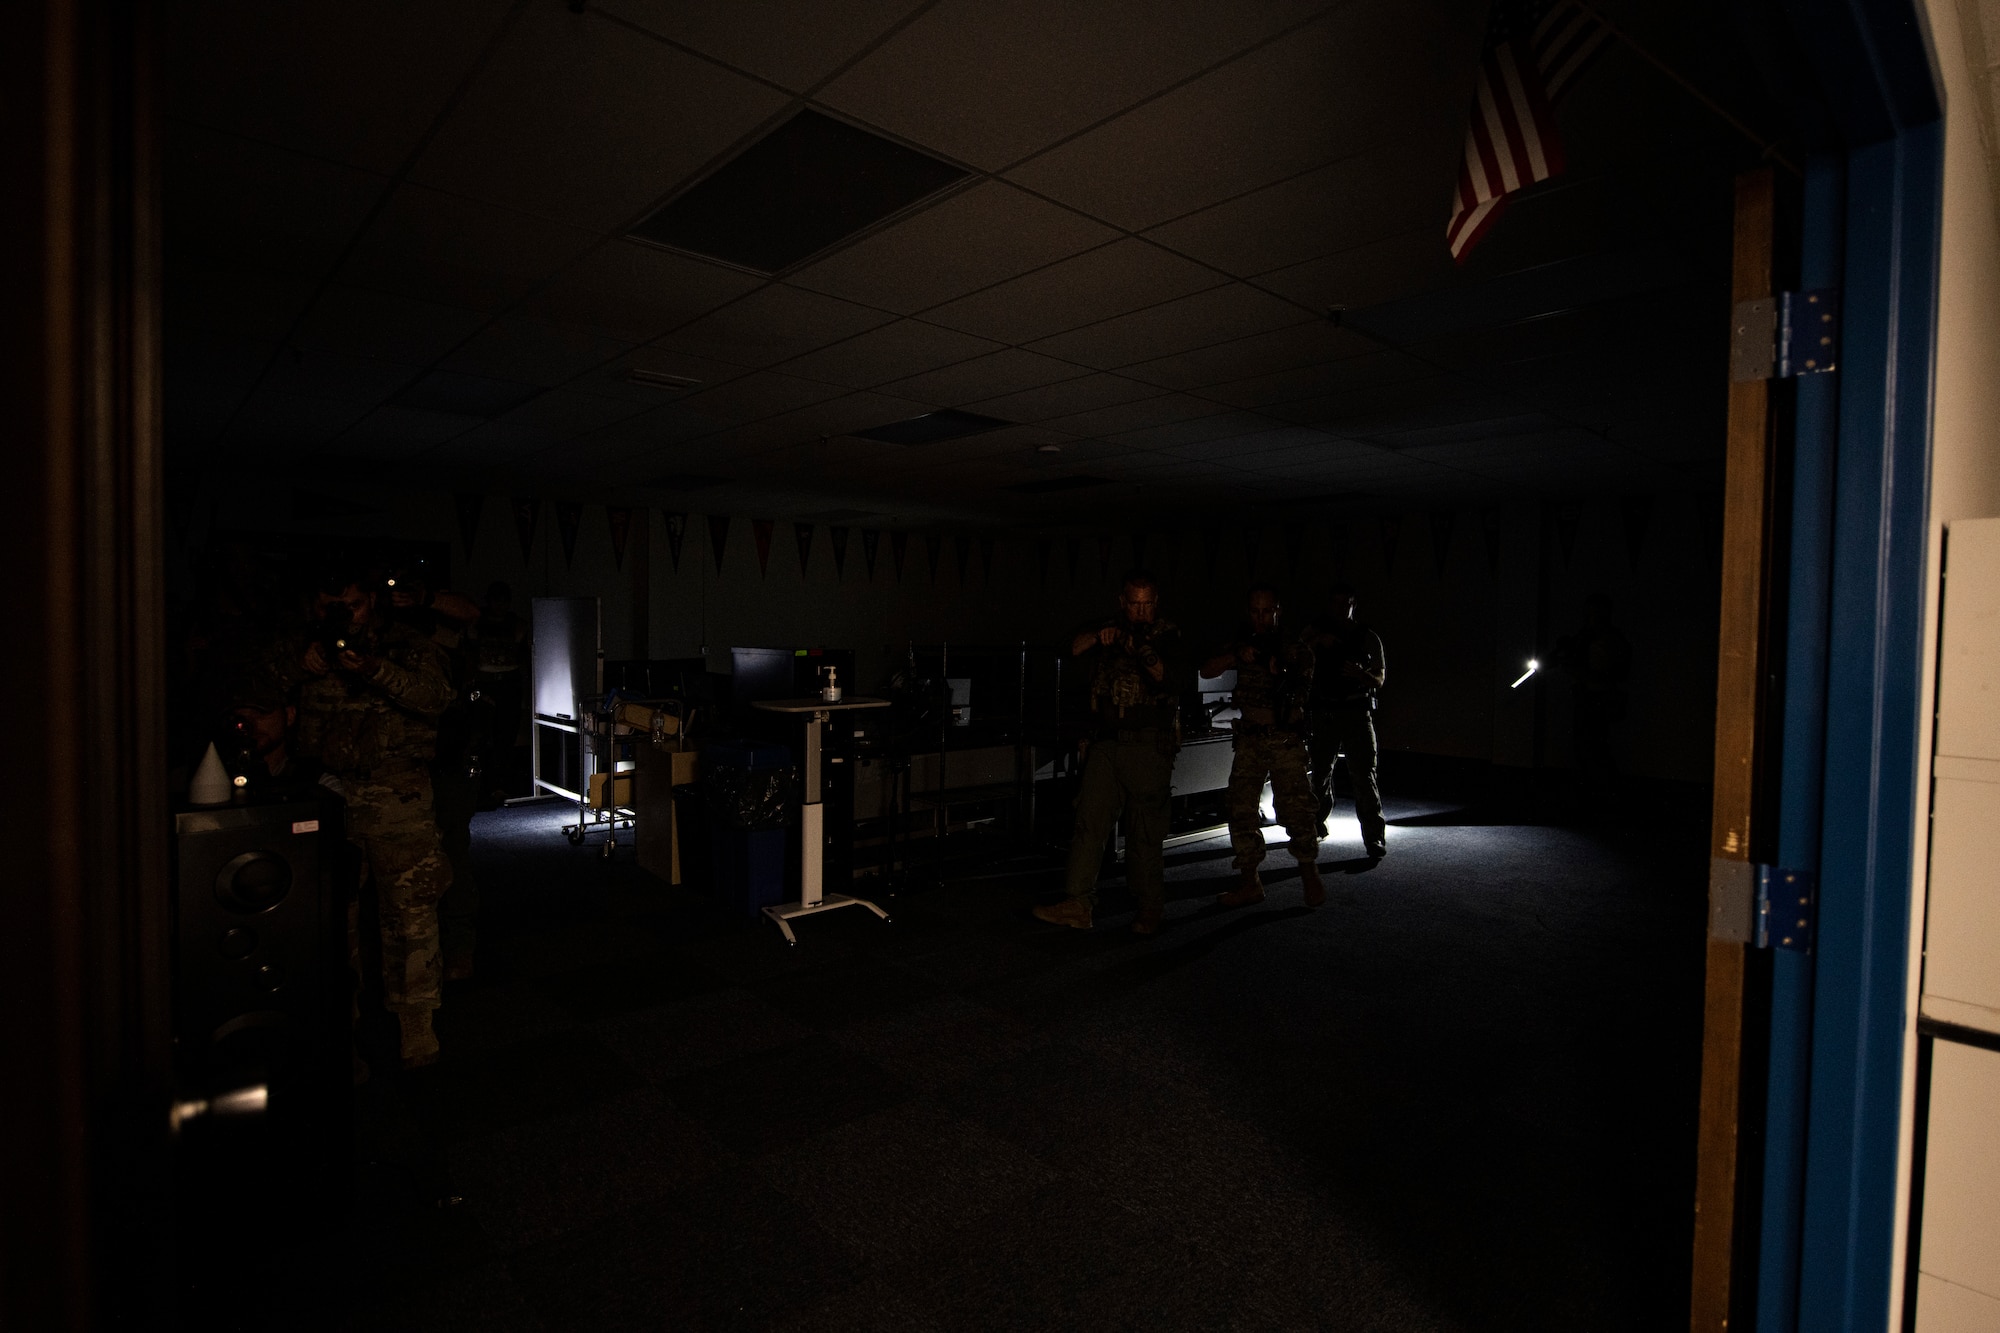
left=752, top=697, right=892, bottom=944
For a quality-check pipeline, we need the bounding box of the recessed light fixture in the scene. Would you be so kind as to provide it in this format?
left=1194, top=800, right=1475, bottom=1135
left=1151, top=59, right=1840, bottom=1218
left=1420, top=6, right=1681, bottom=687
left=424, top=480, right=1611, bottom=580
left=1036, top=444, right=1062, bottom=453
left=627, top=368, right=704, bottom=390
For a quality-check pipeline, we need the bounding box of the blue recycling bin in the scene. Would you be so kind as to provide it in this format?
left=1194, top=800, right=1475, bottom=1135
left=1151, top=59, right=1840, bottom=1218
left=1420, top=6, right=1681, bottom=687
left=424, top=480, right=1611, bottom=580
left=697, top=741, right=797, bottom=920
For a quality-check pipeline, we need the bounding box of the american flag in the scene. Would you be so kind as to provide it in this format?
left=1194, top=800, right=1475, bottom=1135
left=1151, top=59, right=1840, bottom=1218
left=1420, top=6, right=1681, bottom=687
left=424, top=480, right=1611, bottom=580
left=1446, top=0, right=1610, bottom=261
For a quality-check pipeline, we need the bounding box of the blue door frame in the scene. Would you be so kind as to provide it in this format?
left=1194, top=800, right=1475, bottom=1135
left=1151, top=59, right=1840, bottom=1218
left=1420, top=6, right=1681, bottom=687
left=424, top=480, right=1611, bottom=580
left=1758, top=4, right=1941, bottom=1329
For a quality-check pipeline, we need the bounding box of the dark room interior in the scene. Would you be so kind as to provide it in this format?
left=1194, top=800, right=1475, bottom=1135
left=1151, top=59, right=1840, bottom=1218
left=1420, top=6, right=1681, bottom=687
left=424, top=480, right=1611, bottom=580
left=11, top=0, right=1979, bottom=1330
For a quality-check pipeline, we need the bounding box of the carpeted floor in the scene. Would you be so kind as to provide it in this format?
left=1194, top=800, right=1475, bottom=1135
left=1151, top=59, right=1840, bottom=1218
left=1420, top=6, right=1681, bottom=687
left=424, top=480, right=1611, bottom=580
left=323, top=791, right=1707, bottom=1332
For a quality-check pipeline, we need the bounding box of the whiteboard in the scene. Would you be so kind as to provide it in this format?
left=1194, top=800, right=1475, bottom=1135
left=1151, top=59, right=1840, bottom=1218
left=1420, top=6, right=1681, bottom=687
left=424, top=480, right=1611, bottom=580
left=531, top=597, right=599, bottom=722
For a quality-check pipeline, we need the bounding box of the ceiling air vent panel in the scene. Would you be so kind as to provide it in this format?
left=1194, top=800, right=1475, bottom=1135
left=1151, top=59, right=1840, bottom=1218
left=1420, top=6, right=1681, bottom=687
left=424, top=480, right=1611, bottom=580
left=630, top=110, right=969, bottom=274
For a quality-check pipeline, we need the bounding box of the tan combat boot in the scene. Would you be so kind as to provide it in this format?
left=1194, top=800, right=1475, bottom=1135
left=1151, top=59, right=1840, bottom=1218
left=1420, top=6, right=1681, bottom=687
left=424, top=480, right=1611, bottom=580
left=1299, top=860, right=1326, bottom=908
left=1130, top=907, right=1163, bottom=936
left=1218, top=869, right=1265, bottom=908
left=1032, top=898, right=1093, bottom=930
left=399, top=1008, right=440, bottom=1070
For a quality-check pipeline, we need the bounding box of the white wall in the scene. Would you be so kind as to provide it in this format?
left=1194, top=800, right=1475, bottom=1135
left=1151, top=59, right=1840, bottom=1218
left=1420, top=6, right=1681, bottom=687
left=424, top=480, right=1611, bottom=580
left=1904, top=1, right=2000, bottom=1324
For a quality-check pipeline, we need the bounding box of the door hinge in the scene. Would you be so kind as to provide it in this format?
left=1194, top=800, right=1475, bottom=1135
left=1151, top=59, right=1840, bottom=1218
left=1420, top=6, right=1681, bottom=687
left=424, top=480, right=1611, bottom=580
left=1708, top=859, right=1817, bottom=951
left=1730, top=289, right=1840, bottom=382
left=1755, top=865, right=1816, bottom=952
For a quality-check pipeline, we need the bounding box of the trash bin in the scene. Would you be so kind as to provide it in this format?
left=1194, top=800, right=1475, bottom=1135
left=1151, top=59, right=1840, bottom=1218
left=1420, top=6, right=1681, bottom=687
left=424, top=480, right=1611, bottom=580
left=697, top=742, right=797, bottom=920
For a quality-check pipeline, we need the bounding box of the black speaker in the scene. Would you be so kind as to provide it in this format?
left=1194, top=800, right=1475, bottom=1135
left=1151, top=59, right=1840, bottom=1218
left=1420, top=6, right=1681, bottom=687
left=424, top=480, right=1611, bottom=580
left=171, top=792, right=346, bottom=1239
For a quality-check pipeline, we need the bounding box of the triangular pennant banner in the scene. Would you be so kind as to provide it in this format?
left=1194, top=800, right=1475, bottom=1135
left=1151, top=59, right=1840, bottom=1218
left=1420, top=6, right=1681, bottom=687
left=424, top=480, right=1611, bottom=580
left=891, top=531, right=909, bottom=580
left=830, top=526, right=849, bottom=580
left=1620, top=494, right=1654, bottom=572
left=1066, top=537, right=1081, bottom=584
left=1482, top=508, right=1502, bottom=577
left=708, top=514, right=730, bottom=573
left=513, top=498, right=539, bottom=564
left=954, top=533, right=971, bottom=585
left=555, top=501, right=583, bottom=567
left=794, top=522, right=814, bottom=578
left=607, top=506, right=634, bottom=570
left=454, top=492, right=484, bottom=557
left=752, top=519, right=774, bottom=577
left=925, top=533, right=943, bottom=582
left=1097, top=534, right=1114, bottom=581
left=862, top=529, right=880, bottom=579
left=1551, top=502, right=1582, bottom=569
left=979, top=536, right=995, bottom=585
left=1429, top=510, right=1454, bottom=580
left=664, top=511, right=687, bottom=572
left=1038, top=538, right=1053, bottom=588
left=1378, top=514, right=1402, bottom=575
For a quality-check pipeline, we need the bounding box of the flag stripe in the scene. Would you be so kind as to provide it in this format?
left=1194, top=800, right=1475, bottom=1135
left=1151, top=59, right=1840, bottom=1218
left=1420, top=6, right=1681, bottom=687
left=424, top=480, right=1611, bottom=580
left=1494, top=45, right=1551, bottom=181
left=1443, top=0, right=1606, bottom=263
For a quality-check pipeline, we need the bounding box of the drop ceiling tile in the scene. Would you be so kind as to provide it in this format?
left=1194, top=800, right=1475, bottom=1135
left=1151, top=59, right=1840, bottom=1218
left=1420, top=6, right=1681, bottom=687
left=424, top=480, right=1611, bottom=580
left=1200, top=349, right=1433, bottom=410
left=410, top=5, right=791, bottom=232
left=964, top=373, right=1161, bottom=423
left=1253, top=226, right=1457, bottom=311
left=1117, top=322, right=1378, bottom=391
left=1100, top=410, right=1283, bottom=450
left=787, top=181, right=1117, bottom=313
left=1025, top=284, right=1311, bottom=370
left=330, top=405, right=484, bottom=455
left=819, top=0, right=1328, bottom=169
left=1035, top=392, right=1220, bottom=439
left=339, top=185, right=600, bottom=314
left=521, top=242, right=762, bottom=343
left=223, top=388, right=375, bottom=451
left=874, top=347, right=1091, bottom=405
left=777, top=320, right=1006, bottom=390
left=1142, top=145, right=1452, bottom=279
left=164, top=0, right=510, bottom=174
left=261, top=347, right=424, bottom=407
left=723, top=391, right=936, bottom=448
left=163, top=328, right=274, bottom=441
left=164, top=265, right=320, bottom=342
left=163, top=125, right=385, bottom=276
left=1006, top=0, right=1480, bottom=229
left=440, top=317, right=636, bottom=387
left=673, top=370, right=852, bottom=425
left=594, top=0, right=919, bottom=89
left=919, top=238, right=1228, bottom=345
left=1264, top=372, right=1461, bottom=428
left=292, top=286, right=487, bottom=364
left=575, top=347, right=759, bottom=405
left=653, top=284, right=897, bottom=367
left=422, top=390, right=652, bottom=462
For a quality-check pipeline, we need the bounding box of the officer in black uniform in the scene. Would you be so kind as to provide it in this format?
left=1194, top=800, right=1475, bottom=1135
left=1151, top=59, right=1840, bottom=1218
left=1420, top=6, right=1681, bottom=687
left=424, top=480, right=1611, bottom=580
left=1306, top=584, right=1388, bottom=859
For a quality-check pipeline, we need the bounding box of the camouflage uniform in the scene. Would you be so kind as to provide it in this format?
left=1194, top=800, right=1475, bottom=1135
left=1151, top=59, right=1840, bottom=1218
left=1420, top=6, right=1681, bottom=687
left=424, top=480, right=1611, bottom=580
left=1223, top=630, right=1318, bottom=872
left=291, top=622, right=455, bottom=1016
left=1063, top=618, right=1187, bottom=913
left=418, top=613, right=479, bottom=973
left=1307, top=620, right=1388, bottom=854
